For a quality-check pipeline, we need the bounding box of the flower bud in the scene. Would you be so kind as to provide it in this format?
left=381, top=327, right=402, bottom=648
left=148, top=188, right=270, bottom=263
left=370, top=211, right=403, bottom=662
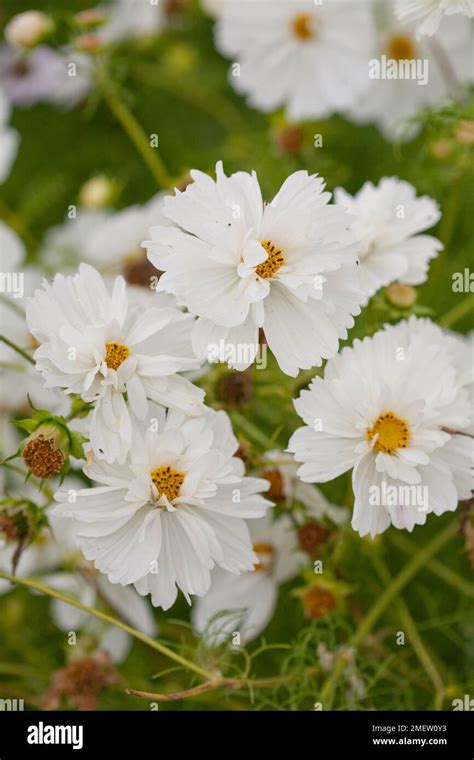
left=74, top=34, right=103, bottom=53
left=73, top=9, right=106, bottom=29
left=79, top=175, right=115, bottom=209
left=274, top=124, right=304, bottom=155
left=386, top=282, right=417, bottom=309
left=5, top=11, right=53, bottom=49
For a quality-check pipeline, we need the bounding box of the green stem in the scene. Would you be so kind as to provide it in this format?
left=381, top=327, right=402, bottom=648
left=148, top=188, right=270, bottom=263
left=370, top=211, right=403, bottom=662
left=371, top=554, right=445, bottom=710
left=97, top=65, right=174, bottom=190
left=390, top=532, right=474, bottom=598
left=320, top=520, right=458, bottom=707
left=0, top=571, right=213, bottom=681
left=0, top=335, right=35, bottom=365
left=439, top=294, right=474, bottom=328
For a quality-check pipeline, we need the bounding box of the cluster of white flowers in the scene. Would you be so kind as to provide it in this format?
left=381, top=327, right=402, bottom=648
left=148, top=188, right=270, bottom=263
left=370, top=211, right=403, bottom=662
left=210, top=0, right=473, bottom=140
left=1, top=1, right=471, bottom=650
left=3, top=152, right=470, bottom=637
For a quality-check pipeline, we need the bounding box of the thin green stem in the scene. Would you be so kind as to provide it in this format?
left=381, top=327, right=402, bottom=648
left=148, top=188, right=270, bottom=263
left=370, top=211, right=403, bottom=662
left=439, top=294, right=474, bottom=328
left=0, top=571, right=214, bottom=681
left=0, top=335, right=35, bottom=365
left=390, top=532, right=474, bottom=598
left=371, top=554, right=445, bottom=710
left=96, top=64, right=174, bottom=190
left=320, top=520, right=458, bottom=707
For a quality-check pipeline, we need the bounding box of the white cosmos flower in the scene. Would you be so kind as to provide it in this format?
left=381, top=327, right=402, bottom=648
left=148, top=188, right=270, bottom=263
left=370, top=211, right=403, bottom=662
left=395, top=0, right=474, bottom=37
left=54, top=407, right=273, bottom=610
left=0, top=45, right=91, bottom=109
left=26, top=263, right=204, bottom=464
left=288, top=317, right=473, bottom=538
left=99, top=0, right=164, bottom=44
left=144, top=163, right=363, bottom=377
left=348, top=11, right=473, bottom=141
left=41, top=194, right=170, bottom=281
left=192, top=511, right=306, bottom=645
left=0, top=89, right=19, bottom=183
left=334, top=177, right=442, bottom=303
left=0, top=221, right=68, bottom=413
left=262, top=450, right=348, bottom=524
left=215, top=0, right=375, bottom=120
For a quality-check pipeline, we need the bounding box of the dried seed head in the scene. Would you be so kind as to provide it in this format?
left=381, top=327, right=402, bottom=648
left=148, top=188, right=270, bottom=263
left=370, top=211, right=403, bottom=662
left=216, top=370, right=253, bottom=408
left=261, top=468, right=285, bottom=504
left=23, top=427, right=66, bottom=480
left=297, top=520, right=328, bottom=555
left=303, top=586, right=337, bottom=619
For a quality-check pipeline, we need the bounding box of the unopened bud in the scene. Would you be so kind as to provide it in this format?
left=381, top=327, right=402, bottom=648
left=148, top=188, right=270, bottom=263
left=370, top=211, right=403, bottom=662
left=79, top=175, right=115, bottom=209
left=74, top=34, right=103, bottom=54
left=274, top=124, right=304, bottom=155
left=73, top=9, right=106, bottom=28
left=386, top=282, right=417, bottom=309
left=5, top=11, right=53, bottom=49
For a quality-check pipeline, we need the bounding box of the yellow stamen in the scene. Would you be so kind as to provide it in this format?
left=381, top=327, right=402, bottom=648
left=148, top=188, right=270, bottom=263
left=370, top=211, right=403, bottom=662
left=367, top=411, right=410, bottom=455
left=105, top=342, right=130, bottom=371
left=292, top=13, right=314, bottom=41
left=253, top=541, right=274, bottom=572
left=151, top=465, right=185, bottom=502
left=387, top=34, right=416, bottom=61
left=256, top=240, right=285, bottom=279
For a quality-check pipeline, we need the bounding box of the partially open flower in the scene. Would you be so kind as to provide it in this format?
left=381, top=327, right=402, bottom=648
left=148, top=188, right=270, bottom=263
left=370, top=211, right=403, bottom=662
left=5, top=11, right=53, bottom=49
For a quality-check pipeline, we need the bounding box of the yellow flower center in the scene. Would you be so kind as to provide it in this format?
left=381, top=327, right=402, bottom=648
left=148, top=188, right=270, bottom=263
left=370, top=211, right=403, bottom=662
left=253, top=541, right=274, bottom=572
left=151, top=465, right=185, bottom=502
left=105, top=342, right=130, bottom=371
left=367, top=411, right=410, bottom=455
left=292, top=13, right=314, bottom=41
left=256, top=240, right=285, bottom=279
left=387, top=34, right=416, bottom=61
